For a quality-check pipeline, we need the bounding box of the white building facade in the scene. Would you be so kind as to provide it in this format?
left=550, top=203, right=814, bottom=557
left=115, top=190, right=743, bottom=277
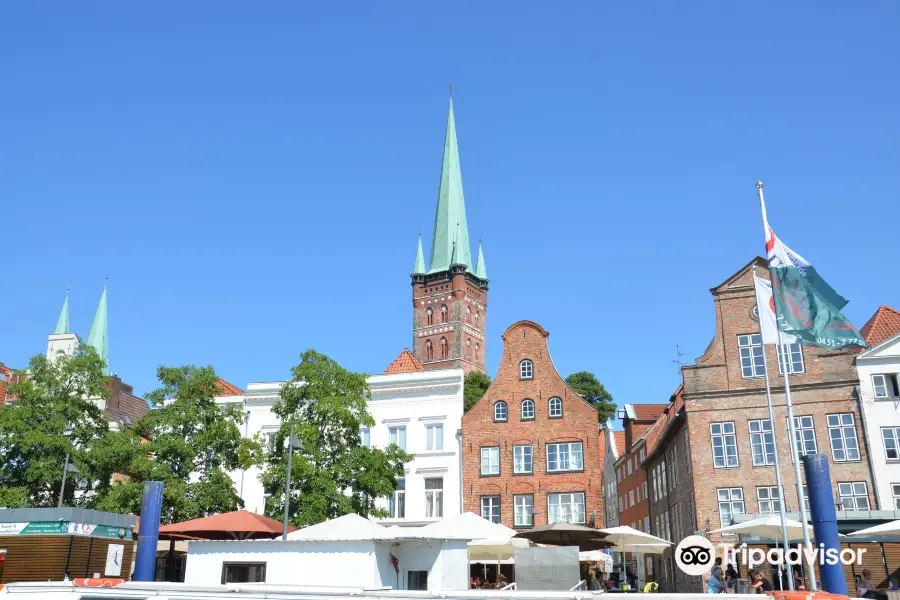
left=856, top=326, right=900, bottom=510
left=218, top=363, right=465, bottom=523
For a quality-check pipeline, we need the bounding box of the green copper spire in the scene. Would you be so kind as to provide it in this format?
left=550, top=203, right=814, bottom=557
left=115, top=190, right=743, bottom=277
left=412, top=235, right=426, bottom=275
left=474, top=241, right=488, bottom=280
left=428, top=98, right=472, bottom=274
left=85, top=282, right=108, bottom=375
left=54, top=289, right=70, bottom=334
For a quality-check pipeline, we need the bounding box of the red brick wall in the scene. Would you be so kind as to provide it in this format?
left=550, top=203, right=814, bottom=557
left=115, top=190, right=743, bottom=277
left=461, top=320, right=603, bottom=529
left=617, top=441, right=649, bottom=531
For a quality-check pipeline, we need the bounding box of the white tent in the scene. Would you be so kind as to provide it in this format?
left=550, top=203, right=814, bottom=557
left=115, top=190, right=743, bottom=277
left=710, top=515, right=814, bottom=540
left=849, top=519, right=900, bottom=537
left=418, top=512, right=530, bottom=560
left=286, top=513, right=395, bottom=541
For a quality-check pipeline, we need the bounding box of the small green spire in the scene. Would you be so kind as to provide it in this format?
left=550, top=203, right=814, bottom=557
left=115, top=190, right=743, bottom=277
left=54, top=288, right=70, bottom=334
left=474, top=241, right=488, bottom=280
left=85, top=282, right=108, bottom=375
left=413, top=235, right=426, bottom=275
left=428, top=98, right=472, bottom=274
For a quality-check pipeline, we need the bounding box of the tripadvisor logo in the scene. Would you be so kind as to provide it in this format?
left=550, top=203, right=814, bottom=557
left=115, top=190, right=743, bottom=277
left=674, top=535, right=866, bottom=575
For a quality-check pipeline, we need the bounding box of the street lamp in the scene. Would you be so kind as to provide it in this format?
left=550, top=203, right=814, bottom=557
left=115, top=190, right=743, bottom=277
left=282, top=424, right=303, bottom=540
left=58, top=453, right=80, bottom=508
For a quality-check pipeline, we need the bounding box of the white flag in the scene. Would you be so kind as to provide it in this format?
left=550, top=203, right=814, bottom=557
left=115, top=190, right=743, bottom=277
left=753, top=275, right=798, bottom=345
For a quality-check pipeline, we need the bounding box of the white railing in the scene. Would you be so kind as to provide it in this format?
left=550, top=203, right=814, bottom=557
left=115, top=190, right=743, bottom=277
left=500, top=582, right=517, bottom=591
left=568, top=581, right=587, bottom=591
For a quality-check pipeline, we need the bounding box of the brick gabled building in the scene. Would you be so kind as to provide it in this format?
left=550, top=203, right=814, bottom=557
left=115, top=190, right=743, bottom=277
left=410, top=98, right=489, bottom=375
left=461, top=320, right=603, bottom=530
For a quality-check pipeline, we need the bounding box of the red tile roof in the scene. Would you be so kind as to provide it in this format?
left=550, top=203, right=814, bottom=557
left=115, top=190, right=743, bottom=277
left=860, top=305, right=900, bottom=348
left=613, top=431, right=627, bottom=455
left=632, top=403, right=669, bottom=421
left=384, top=349, right=424, bottom=374
left=215, top=378, right=245, bottom=397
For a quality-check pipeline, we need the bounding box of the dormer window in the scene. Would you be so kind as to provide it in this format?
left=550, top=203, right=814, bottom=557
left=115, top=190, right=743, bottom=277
left=520, top=360, right=533, bottom=380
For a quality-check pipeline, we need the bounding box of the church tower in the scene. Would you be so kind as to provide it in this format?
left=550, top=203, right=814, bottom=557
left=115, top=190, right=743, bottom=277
left=411, top=97, right=488, bottom=374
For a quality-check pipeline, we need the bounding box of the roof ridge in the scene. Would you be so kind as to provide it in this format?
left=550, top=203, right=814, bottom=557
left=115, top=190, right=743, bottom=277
left=860, top=305, right=900, bottom=347
left=384, top=348, right=425, bottom=374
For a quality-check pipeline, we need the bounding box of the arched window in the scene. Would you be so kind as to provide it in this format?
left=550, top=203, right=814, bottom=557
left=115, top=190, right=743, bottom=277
left=441, top=305, right=449, bottom=323
left=466, top=306, right=471, bottom=323
left=521, top=398, right=535, bottom=420
left=426, top=307, right=433, bottom=326
left=465, top=338, right=471, bottom=359
left=549, top=397, right=563, bottom=418
left=440, top=337, right=448, bottom=359
left=475, top=311, right=480, bottom=325
left=494, top=401, right=508, bottom=422
left=520, top=359, right=534, bottom=380
left=425, top=340, right=433, bottom=361
left=475, top=343, right=480, bottom=361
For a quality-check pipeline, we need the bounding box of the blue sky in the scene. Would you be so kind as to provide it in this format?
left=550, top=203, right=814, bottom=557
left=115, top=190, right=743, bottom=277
left=3, top=2, right=898, bottom=410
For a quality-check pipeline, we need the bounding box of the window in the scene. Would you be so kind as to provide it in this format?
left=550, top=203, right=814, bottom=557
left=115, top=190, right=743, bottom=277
left=882, top=427, right=900, bottom=460
left=440, top=304, right=448, bottom=323
left=521, top=399, right=535, bottom=420
left=627, top=459, right=633, bottom=476
left=494, top=401, right=508, bottom=422
left=738, top=334, right=766, bottom=378
left=749, top=419, right=775, bottom=466
left=481, top=446, right=500, bottom=475
left=425, top=339, right=433, bottom=360
left=777, top=343, right=805, bottom=374
left=717, top=487, right=745, bottom=527
left=360, top=428, right=370, bottom=448
left=644, top=516, right=650, bottom=532
left=546, top=441, right=584, bottom=472
left=439, top=337, right=448, bottom=359
left=389, top=478, right=405, bottom=518
left=425, top=423, right=443, bottom=451
left=514, top=494, right=534, bottom=527
left=873, top=374, right=900, bottom=398
left=481, top=495, right=501, bottom=523
left=513, top=444, right=533, bottom=474
left=475, top=343, right=480, bottom=361
left=475, top=310, right=480, bottom=325
left=838, top=482, right=870, bottom=511
left=520, top=359, right=533, bottom=379
left=407, top=570, right=428, bottom=591
left=802, top=485, right=810, bottom=513
left=266, top=432, right=278, bottom=452
left=892, top=484, right=900, bottom=509
left=629, top=490, right=634, bottom=507
left=827, top=414, right=860, bottom=461
left=389, top=426, right=406, bottom=451
left=222, top=562, right=266, bottom=584
left=549, top=397, right=562, bottom=418
left=466, top=305, right=471, bottom=322
left=425, top=477, right=443, bottom=518
left=757, top=486, right=781, bottom=514
left=548, top=492, right=586, bottom=524
left=465, top=338, right=471, bottom=359
left=789, top=416, right=817, bottom=458
left=426, top=307, right=433, bottom=326
left=643, top=481, right=648, bottom=498
left=711, top=422, right=738, bottom=468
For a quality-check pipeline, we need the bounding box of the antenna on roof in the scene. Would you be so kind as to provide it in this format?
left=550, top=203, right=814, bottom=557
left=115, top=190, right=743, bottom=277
left=673, top=345, right=686, bottom=379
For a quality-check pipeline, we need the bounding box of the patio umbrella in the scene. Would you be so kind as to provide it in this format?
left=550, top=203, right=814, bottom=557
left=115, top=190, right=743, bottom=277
left=848, top=519, right=900, bottom=537
left=595, top=525, right=670, bottom=550
left=579, top=550, right=614, bottom=571
left=515, top=522, right=611, bottom=551
left=158, top=510, right=295, bottom=540
left=710, top=515, right=814, bottom=540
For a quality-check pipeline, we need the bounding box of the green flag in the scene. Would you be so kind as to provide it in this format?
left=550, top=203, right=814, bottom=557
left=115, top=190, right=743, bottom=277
left=761, top=197, right=867, bottom=350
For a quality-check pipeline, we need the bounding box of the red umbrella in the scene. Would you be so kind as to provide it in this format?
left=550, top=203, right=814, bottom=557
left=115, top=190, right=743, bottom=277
left=158, top=510, right=295, bottom=540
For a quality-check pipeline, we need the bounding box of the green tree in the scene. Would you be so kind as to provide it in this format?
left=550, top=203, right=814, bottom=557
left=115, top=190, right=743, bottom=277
left=565, top=371, right=616, bottom=422
left=0, top=346, right=110, bottom=507
left=261, top=350, right=409, bottom=527
left=463, top=370, right=492, bottom=412
left=92, top=365, right=262, bottom=523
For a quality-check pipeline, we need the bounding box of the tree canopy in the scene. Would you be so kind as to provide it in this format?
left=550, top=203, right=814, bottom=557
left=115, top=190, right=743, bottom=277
left=463, top=370, right=492, bottom=412
left=261, top=350, right=409, bottom=527
left=565, top=371, right=616, bottom=422
left=0, top=346, right=110, bottom=508
left=92, top=365, right=262, bottom=523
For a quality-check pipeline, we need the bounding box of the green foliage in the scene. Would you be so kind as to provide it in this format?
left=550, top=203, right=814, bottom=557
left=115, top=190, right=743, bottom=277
left=0, top=346, right=110, bottom=507
left=565, top=371, right=616, bottom=423
left=261, top=350, right=410, bottom=527
left=92, top=365, right=263, bottom=523
left=463, top=370, right=492, bottom=412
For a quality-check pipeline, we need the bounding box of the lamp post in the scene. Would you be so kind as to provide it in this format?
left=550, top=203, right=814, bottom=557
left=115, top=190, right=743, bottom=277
left=58, top=453, right=80, bottom=508
left=282, top=424, right=303, bottom=540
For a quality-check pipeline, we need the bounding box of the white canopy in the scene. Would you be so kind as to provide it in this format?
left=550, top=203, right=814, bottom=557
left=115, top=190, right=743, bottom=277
left=418, top=511, right=515, bottom=540
left=286, top=513, right=394, bottom=541
left=849, top=519, right=900, bottom=537
left=580, top=550, right=614, bottom=569
left=710, top=515, right=813, bottom=540
left=595, top=525, right=670, bottom=553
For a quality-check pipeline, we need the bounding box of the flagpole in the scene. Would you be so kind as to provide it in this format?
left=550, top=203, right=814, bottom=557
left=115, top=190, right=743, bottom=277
left=751, top=263, right=794, bottom=591
left=757, top=181, right=818, bottom=592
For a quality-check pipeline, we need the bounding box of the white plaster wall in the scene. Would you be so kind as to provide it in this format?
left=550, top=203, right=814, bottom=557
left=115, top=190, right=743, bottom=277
left=184, top=540, right=379, bottom=587
left=856, top=336, right=900, bottom=510
left=437, top=541, right=469, bottom=590
left=390, top=540, right=468, bottom=590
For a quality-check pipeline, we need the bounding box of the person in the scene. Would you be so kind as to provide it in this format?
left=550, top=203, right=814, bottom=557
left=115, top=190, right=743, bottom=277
left=605, top=578, right=617, bottom=592
left=793, top=570, right=805, bottom=591
left=858, top=569, right=884, bottom=599
left=888, top=577, right=899, bottom=591
left=707, top=566, right=727, bottom=594
left=725, top=564, right=739, bottom=591
left=495, top=573, right=507, bottom=589
left=749, top=569, right=773, bottom=594
left=588, top=571, right=602, bottom=591
left=643, top=575, right=659, bottom=593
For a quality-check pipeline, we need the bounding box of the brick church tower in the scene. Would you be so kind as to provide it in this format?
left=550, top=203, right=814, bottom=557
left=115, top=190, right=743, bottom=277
left=411, top=97, right=488, bottom=374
